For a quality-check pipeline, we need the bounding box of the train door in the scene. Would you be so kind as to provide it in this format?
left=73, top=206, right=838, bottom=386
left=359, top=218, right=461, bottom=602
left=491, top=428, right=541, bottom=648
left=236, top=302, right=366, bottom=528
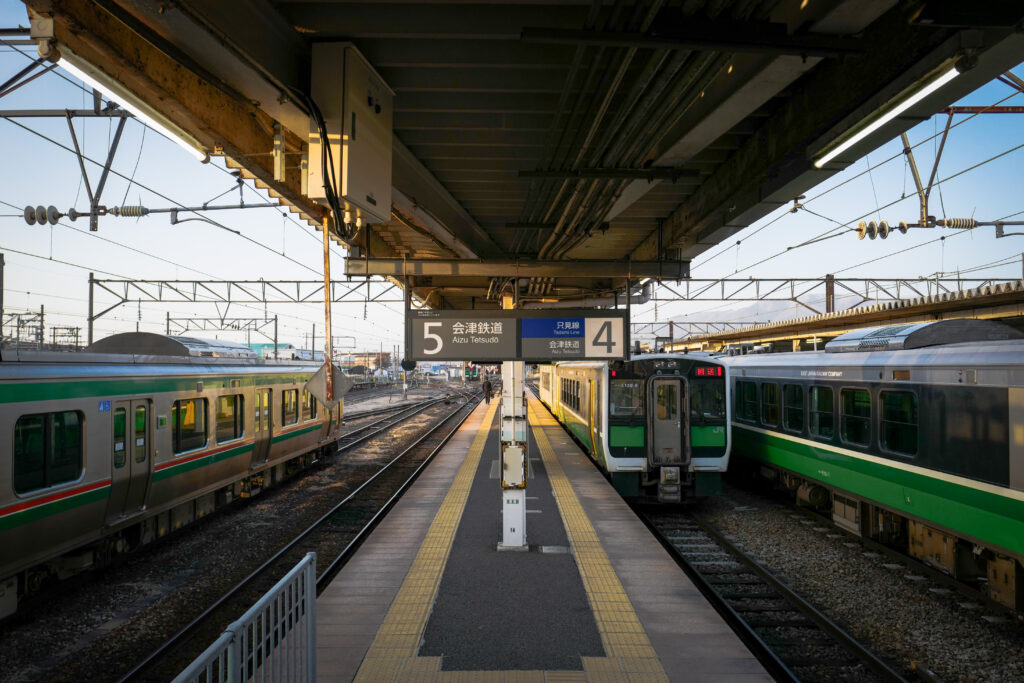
left=588, top=379, right=598, bottom=453
left=650, top=378, right=688, bottom=465
left=105, top=399, right=151, bottom=523
left=253, top=388, right=272, bottom=467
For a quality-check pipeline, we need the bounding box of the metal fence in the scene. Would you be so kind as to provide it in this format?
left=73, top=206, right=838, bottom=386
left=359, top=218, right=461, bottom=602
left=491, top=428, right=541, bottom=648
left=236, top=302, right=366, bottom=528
left=173, top=553, right=317, bottom=683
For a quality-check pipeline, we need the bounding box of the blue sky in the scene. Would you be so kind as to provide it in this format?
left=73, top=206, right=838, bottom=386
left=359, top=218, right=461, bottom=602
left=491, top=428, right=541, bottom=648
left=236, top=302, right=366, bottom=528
left=1, top=4, right=1022, bottom=352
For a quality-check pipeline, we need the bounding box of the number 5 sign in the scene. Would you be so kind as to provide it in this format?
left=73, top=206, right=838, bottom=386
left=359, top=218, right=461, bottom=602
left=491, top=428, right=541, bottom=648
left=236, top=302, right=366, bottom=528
left=584, top=318, right=625, bottom=357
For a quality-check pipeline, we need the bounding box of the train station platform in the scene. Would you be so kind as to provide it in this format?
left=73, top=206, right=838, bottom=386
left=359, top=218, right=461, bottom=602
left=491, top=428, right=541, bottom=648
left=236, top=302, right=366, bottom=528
left=316, top=394, right=771, bottom=682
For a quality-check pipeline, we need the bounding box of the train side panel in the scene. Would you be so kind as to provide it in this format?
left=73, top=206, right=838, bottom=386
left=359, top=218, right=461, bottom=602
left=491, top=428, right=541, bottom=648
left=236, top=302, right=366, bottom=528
left=0, top=360, right=340, bottom=618
left=724, top=340, right=1024, bottom=611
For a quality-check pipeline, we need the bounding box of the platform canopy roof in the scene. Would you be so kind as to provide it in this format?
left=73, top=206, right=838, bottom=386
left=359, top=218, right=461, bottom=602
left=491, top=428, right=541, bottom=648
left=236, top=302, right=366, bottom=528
left=18, top=0, right=1024, bottom=309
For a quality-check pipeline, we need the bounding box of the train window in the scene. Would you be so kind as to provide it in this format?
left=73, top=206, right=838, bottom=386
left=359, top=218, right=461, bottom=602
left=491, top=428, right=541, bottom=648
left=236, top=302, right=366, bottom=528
left=282, top=389, right=299, bottom=425
left=736, top=381, right=758, bottom=422
left=760, top=383, right=780, bottom=427
left=134, top=405, right=148, bottom=464
left=302, top=390, right=318, bottom=420
left=809, top=387, right=834, bottom=439
left=783, top=384, right=804, bottom=433
left=610, top=380, right=643, bottom=416
left=254, top=391, right=262, bottom=432
left=14, top=411, right=83, bottom=494
left=216, top=394, right=244, bottom=443
left=840, top=389, right=871, bottom=446
left=656, top=384, right=678, bottom=420
left=113, top=407, right=127, bottom=468
left=171, top=399, right=208, bottom=453
left=541, top=373, right=550, bottom=390
left=880, top=391, right=918, bottom=456
left=690, top=383, right=725, bottom=424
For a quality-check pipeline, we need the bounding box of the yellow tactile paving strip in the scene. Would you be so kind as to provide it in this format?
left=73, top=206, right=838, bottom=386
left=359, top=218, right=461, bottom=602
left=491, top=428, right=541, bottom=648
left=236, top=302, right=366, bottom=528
left=527, top=399, right=669, bottom=683
left=349, top=397, right=667, bottom=682
left=353, top=401, right=499, bottom=682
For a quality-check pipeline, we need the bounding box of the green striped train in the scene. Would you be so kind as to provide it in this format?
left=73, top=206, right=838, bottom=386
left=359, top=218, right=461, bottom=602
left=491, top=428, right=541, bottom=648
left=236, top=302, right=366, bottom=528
left=722, top=319, right=1024, bottom=611
left=0, top=333, right=344, bottom=619
left=536, top=354, right=730, bottom=503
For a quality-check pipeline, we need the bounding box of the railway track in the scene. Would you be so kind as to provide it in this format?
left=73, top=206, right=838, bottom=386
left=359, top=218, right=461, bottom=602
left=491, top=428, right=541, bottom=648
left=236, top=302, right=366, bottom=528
left=120, top=393, right=480, bottom=681
left=336, top=390, right=476, bottom=452
left=638, top=507, right=908, bottom=683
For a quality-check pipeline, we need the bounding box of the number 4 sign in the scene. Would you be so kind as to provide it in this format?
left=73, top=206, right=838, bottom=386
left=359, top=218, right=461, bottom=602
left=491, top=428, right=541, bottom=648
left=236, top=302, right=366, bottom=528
left=584, top=318, right=624, bottom=357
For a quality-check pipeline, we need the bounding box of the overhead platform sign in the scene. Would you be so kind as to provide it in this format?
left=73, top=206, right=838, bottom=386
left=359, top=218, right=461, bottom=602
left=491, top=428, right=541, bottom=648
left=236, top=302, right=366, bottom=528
left=407, top=309, right=628, bottom=362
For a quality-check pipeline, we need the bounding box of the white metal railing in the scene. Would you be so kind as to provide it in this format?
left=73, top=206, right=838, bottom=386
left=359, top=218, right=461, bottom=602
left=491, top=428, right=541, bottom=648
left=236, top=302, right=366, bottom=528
left=174, top=552, right=317, bottom=683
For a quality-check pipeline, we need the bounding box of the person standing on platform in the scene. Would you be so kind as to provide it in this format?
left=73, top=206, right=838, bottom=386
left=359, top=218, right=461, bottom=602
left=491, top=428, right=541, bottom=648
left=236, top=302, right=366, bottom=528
left=482, top=376, right=493, bottom=404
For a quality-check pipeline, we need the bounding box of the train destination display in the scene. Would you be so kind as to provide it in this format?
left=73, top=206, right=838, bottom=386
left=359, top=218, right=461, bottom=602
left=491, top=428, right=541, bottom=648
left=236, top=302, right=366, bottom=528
left=407, top=309, right=628, bottom=361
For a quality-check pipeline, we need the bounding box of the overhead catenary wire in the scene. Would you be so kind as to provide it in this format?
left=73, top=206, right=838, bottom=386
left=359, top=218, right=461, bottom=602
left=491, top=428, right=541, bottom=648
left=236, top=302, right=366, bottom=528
left=1, top=39, right=348, bottom=259
left=1, top=115, right=325, bottom=277
left=0, top=249, right=406, bottom=345
left=689, top=84, right=1023, bottom=273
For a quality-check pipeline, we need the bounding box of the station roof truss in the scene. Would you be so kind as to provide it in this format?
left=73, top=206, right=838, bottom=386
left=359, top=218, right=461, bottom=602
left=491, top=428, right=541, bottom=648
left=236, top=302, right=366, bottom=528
left=670, top=278, right=1024, bottom=350
left=86, top=276, right=402, bottom=344
left=165, top=316, right=280, bottom=342
left=16, top=1, right=1024, bottom=310
left=648, top=275, right=1018, bottom=314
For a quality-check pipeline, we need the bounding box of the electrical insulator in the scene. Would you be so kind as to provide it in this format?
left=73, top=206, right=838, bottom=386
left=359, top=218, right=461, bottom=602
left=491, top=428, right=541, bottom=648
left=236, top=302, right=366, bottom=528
left=943, top=218, right=978, bottom=229
left=109, top=205, right=150, bottom=217
left=857, top=221, right=867, bottom=240
left=866, top=221, right=878, bottom=240
left=898, top=221, right=909, bottom=234
left=878, top=221, right=890, bottom=239
left=23, top=206, right=36, bottom=225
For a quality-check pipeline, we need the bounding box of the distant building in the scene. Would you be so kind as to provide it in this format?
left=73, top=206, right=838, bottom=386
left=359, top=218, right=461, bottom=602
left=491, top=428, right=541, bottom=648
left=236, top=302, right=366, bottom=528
left=247, top=342, right=322, bottom=360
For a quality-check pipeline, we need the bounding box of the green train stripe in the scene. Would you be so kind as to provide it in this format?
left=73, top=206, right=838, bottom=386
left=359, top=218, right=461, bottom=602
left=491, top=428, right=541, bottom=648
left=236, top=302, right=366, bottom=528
left=690, top=425, right=726, bottom=447
left=610, top=425, right=644, bottom=447
left=151, top=441, right=256, bottom=482
left=270, top=422, right=323, bottom=445
left=0, top=373, right=316, bottom=405
left=734, top=424, right=1024, bottom=557
left=0, top=485, right=109, bottom=532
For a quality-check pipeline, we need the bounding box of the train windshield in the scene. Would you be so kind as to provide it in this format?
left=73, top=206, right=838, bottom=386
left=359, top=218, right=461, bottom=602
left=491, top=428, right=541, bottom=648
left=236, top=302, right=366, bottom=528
left=690, top=382, right=726, bottom=424
left=610, top=380, right=643, bottom=416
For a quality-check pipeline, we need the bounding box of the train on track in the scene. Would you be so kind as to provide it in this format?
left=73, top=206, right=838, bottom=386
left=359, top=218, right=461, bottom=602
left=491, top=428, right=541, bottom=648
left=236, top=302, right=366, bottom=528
left=0, top=333, right=344, bottom=620
left=721, top=319, right=1024, bottom=611
left=536, top=354, right=731, bottom=502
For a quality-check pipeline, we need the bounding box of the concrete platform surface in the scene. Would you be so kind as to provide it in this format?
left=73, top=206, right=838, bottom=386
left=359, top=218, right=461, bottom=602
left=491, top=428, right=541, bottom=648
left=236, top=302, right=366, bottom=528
left=315, top=395, right=771, bottom=682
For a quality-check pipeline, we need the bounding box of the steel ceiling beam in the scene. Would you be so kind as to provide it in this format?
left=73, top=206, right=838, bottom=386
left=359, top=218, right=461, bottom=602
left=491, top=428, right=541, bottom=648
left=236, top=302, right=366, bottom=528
left=630, top=13, right=1024, bottom=262
left=344, top=258, right=689, bottom=279
left=519, top=168, right=700, bottom=181
left=520, top=25, right=863, bottom=58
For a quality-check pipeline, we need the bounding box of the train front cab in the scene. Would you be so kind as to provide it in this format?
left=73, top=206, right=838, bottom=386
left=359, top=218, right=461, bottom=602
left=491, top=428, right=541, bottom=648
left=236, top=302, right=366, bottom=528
left=609, top=356, right=729, bottom=503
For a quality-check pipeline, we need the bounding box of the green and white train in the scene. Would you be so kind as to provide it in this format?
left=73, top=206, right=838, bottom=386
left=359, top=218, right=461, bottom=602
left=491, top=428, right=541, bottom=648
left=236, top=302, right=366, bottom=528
left=0, top=333, right=344, bottom=619
left=723, top=319, right=1024, bottom=611
left=537, top=354, right=731, bottom=502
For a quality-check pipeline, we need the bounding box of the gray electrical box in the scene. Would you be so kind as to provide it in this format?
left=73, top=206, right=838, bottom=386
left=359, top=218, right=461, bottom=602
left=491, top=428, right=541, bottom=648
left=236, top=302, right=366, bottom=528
left=308, top=43, right=393, bottom=225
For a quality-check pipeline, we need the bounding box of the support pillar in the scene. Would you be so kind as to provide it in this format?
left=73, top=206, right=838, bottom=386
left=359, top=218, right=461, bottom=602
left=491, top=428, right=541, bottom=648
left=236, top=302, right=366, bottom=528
left=498, top=292, right=528, bottom=551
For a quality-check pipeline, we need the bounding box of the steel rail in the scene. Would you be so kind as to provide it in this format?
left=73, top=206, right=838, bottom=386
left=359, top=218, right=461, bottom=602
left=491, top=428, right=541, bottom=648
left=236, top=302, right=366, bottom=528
left=639, top=507, right=908, bottom=682
left=336, top=390, right=478, bottom=452
left=688, top=512, right=907, bottom=682
left=120, top=395, right=479, bottom=682
left=316, top=394, right=479, bottom=590
left=633, top=508, right=797, bottom=683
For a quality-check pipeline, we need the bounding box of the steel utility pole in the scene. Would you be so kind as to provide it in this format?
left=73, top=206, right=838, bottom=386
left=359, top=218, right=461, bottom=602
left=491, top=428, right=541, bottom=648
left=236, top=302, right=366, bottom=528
left=0, top=253, right=5, bottom=342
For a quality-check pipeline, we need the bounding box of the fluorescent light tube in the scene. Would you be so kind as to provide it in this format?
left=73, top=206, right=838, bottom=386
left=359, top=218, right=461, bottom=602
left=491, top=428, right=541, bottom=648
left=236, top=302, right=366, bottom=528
left=57, top=52, right=209, bottom=163
left=814, top=66, right=959, bottom=168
